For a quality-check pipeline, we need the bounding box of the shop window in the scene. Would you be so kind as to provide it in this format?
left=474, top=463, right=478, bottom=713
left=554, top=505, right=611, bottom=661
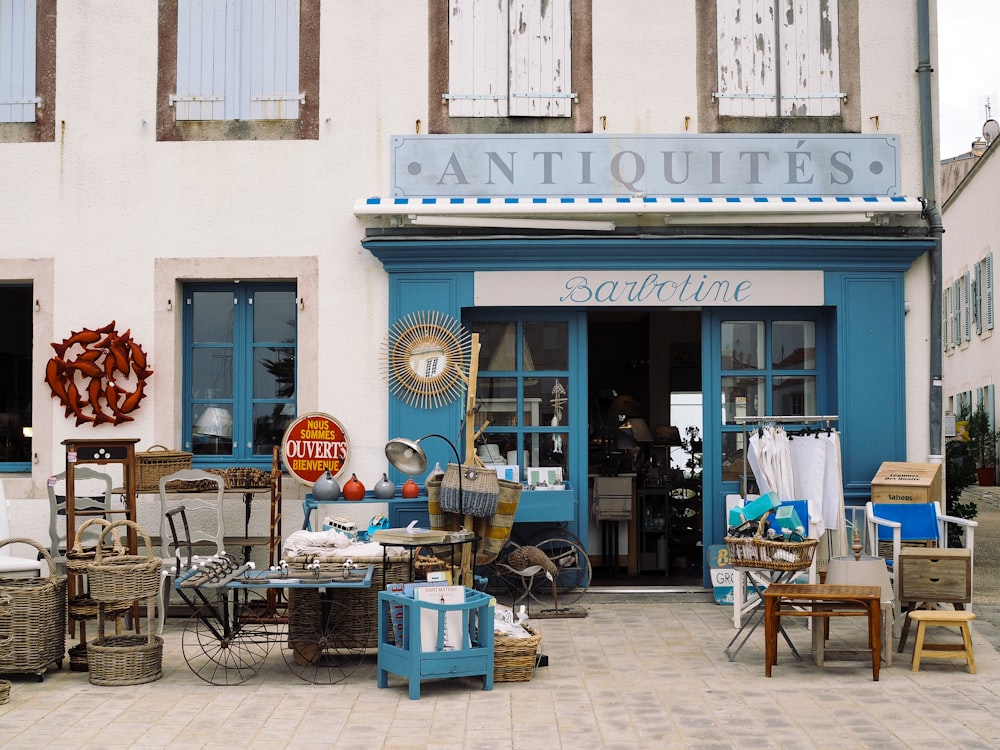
left=183, top=282, right=296, bottom=466
left=0, top=285, right=32, bottom=471
left=447, top=0, right=572, bottom=118
left=157, top=0, right=319, bottom=140
left=719, top=316, right=824, bottom=485
left=715, top=0, right=841, bottom=117
left=471, top=318, right=570, bottom=481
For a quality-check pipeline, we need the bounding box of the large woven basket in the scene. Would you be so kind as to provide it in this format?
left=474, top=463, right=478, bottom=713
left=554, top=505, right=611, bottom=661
left=87, top=520, right=162, bottom=602
left=135, top=444, right=192, bottom=492
left=494, top=625, right=542, bottom=682
left=285, top=551, right=409, bottom=650
left=87, top=633, right=163, bottom=686
left=0, top=537, right=67, bottom=675
left=66, top=518, right=126, bottom=575
left=725, top=518, right=819, bottom=572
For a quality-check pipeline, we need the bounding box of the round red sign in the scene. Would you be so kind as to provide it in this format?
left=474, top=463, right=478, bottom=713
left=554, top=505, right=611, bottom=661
left=280, top=412, right=350, bottom=485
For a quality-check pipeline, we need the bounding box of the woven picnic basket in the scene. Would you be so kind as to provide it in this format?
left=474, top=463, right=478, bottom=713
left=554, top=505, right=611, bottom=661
left=87, top=520, right=162, bottom=602
left=724, top=517, right=819, bottom=572
left=0, top=537, right=67, bottom=676
left=493, top=625, right=542, bottom=682
left=135, top=444, right=192, bottom=492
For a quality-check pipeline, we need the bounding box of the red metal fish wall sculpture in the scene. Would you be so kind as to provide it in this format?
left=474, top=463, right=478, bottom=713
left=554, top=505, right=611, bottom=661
left=45, top=321, right=153, bottom=426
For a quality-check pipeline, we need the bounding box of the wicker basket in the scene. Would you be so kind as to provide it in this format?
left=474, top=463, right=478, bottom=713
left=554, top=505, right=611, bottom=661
left=87, top=521, right=162, bottom=602
left=66, top=518, right=126, bottom=575
left=414, top=547, right=449, bottom=580
left=427, top=475, right=522, bottom=565
left=725, top=518, right=819, bottom=572
left=87, top=633, right=163, bottom=686
left=286, top=551, right=410, bottom=650
left=0, top=537, right=67, bottom=676
left=135, top=444, right=193, bottom=492
left=0, top=679, right=9, bottom=705
left=494, top=625, right=542, bottom=682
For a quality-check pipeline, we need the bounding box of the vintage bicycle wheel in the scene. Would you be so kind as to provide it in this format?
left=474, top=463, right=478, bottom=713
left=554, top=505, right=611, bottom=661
left=181, top=589, right=273, bottom=685
left=283, top=589, right=371, bottom=684
left=523, top=529, right=592, bottom=607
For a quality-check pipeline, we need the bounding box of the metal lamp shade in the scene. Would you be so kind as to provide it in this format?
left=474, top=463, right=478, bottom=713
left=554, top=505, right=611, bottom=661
left=385, top=437, right=429, bottom=476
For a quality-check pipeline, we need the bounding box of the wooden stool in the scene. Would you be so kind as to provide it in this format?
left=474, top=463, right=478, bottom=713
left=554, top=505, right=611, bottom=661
left=908, top=610, right=976, bottom=673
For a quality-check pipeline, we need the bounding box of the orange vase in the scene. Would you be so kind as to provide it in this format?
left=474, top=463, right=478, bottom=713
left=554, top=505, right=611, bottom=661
left=342, top=473, right=366, bottom=500
left=401, top=477, right=420, bottom=498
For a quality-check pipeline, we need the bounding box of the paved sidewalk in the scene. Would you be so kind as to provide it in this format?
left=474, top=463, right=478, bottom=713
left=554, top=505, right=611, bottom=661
left=1, top=593, right=998, bottom=750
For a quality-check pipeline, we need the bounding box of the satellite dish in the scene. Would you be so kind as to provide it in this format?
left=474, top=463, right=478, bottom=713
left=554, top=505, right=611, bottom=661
left=983, top=119, right=1000, bottom=143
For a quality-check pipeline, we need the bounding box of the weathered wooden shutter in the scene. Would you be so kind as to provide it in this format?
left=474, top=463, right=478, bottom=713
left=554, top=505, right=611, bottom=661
left=508, top=0, right=572, bottom=117
left=778, top=0, right=840, bottom=116
left=448, top=0, right=571, bottom=118
left=448, top=0, right=509, bottom=117
left=716, top=0, right=840, bottom=117
left=986, top=252, right=995, bottom=331
left=0, top=0, right=38, bottom=123
left=963, top=271, right=972, bottom=342
left=175, top=0, right=299, bottom=121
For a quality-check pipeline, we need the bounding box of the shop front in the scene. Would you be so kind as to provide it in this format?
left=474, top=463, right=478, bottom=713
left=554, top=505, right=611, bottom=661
left=356, top=133, right=932, bottom=589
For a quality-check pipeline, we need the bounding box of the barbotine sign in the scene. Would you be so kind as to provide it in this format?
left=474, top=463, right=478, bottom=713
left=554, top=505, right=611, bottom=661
left=281, top=412, right=350, bottom=485
left=391, top=133, right=901, bottom=198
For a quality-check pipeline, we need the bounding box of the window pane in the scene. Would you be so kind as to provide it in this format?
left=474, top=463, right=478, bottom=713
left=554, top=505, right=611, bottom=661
left=523, top=321, right=567, bottom=370
left=722, top=321, right=764, bottom=369
left=721, top=376, right=764, bottom=424
left=253, top=290, right=296, bottom=342
left=0, top=285, right=32, bottom=464
left=192, top=403, right=233, bottom=456
left=477, top=322, right=520, bottom=371
left=191, top=291, right=234, bottom=343
left=772, top=321, right=816, bottom=369
left=721, top=431, right=750, bottom=483
left=254, top=346, right=295, bottom=399
left=253, top=403, right=294, bottom=456
left=524, top=377, right=569, bottom=427
left=192, top=348, right=233, bottom=399
left=773, top=376, right=817, bottom=417
left=479, top=378, right=524, bottom=427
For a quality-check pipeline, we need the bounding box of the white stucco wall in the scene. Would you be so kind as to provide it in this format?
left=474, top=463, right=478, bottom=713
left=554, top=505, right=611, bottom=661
left=0, top=1, right=937, bottom=547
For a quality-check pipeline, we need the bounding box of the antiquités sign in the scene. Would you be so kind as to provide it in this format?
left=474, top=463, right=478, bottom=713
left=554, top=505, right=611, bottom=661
left=391, top=133, right=901, bottom=198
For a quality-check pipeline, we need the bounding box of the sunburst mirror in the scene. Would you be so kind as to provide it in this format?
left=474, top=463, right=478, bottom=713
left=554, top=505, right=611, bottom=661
left=381, top=311, right=473, bottom=409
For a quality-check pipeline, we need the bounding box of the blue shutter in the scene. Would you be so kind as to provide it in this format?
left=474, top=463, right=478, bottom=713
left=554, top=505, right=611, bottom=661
left=0, top=0, right=38, bottom=123
left=241, top=0, right=301, bottom=120
left=963, top=271, right=971, bottom=342
left=175, top=0, right=234, bottom=121
left=973, top=262, right=982, bottom=335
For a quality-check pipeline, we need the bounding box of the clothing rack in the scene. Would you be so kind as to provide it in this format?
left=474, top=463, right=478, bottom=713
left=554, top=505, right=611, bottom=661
left=734, top=415, right=840, bottom=500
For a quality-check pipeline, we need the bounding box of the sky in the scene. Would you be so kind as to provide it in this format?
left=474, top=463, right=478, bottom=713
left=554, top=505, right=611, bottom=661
left=938, top=1, right=1000, bottom=159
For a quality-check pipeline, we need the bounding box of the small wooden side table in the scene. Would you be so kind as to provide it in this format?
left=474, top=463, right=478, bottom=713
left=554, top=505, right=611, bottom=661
left=763, top=583, right=882, bottom=681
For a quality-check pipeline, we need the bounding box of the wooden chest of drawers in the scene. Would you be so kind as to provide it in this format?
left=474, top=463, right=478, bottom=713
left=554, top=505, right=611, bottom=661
left=898, top=547, right=971, bottom=603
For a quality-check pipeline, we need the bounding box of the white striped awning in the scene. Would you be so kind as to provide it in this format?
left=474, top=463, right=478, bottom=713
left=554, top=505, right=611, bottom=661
left=354, top=195, right=925, bottom=230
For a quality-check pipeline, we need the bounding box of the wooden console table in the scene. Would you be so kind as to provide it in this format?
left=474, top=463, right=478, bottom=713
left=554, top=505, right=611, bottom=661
left=763, top=583, right=882, bottom=681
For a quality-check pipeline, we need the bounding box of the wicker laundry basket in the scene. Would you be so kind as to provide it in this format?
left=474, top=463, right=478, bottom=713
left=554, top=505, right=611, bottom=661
left=286, top=551, right=410, bottom=651
left=0, top=537, right=67, bottom=677
left=87, top=520, right=162, bottom=602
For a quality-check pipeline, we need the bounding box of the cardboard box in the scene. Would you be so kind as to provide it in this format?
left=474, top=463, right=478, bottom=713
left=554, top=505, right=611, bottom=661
left=870, top=461, right=942, bottom=504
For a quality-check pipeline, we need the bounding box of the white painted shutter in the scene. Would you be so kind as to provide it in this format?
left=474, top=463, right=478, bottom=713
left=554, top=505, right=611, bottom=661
left=241, top=0, right=300, bottom=120
left=963, top=271, right=972, bottom=342
left=175, top=0, right=299, bottom=121
left=716, top=0, right=778, bottom=117
left=986, top=252, right=995, bottom=331
left=779, top=0, right=840, bottom=116
left=448, top=0, right=509, bottom=117
left=716, top=0, right=840, bottom=117
left=0, top=0, right=38, bottom=123
left=508, top=0, right=572, bottom=117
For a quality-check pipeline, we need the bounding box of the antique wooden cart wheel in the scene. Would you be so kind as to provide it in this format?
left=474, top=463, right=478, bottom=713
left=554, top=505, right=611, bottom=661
left=523, top=529, right=592, bottom=607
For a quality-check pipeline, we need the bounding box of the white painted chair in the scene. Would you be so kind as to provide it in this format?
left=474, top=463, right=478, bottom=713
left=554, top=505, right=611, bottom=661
left=0, top=479, right=46, bottom=578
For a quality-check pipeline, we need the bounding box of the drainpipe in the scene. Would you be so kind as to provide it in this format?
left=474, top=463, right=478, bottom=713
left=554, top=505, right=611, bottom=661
left=917, top=0, right=943, bottom=464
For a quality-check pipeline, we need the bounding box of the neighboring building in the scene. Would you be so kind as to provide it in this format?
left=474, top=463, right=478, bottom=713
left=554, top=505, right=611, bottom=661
left=941, top=128, right=997, bottom=462
left=1, top=1, right=943, bottom=588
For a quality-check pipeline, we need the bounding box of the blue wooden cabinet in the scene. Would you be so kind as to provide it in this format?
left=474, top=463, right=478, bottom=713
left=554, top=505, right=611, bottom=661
left=377, top=587, right=494, bottom=700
